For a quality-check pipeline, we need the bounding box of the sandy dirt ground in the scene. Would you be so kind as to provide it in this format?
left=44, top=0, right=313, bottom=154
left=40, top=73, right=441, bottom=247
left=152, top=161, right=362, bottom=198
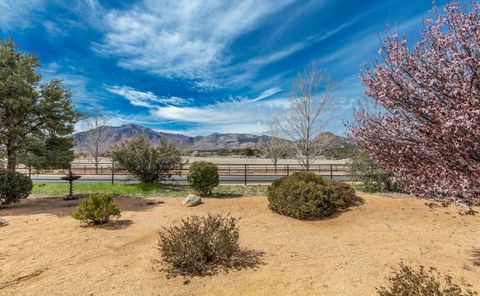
left=0, top=194, right=479, bottom=296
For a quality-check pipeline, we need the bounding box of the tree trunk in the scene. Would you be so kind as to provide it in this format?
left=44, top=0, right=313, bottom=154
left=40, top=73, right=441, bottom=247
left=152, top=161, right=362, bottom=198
left=94, top=144, right=99, bottom=175
left=95, top=156, right=99, bottom=175
left=6, top=147, right=16, bottom=172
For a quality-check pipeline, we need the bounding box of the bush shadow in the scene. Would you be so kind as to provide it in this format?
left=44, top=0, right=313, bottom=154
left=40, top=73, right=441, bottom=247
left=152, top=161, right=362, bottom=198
left=90, top=219, right=134, bottom=230
left=158, top=248, right=266, bottom=279
left=346, top=194, right=365, bottom=208
left=224, top=248, right=266, bottom=272
left=0, top=196, right=163, bottom=218
left=210, top=193, right=244, bottom=199
left=472, top=247, right=480, bottom=266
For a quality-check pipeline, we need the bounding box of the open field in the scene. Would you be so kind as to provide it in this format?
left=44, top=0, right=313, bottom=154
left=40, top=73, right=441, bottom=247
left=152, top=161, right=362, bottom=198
left=73, top=156, right=348, bottom=165
left=1, top=193, right=479, bottom=295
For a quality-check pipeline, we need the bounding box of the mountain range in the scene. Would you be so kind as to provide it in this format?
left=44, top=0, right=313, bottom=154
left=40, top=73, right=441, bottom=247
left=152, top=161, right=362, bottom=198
left=73, top=124, right=350, bottom=153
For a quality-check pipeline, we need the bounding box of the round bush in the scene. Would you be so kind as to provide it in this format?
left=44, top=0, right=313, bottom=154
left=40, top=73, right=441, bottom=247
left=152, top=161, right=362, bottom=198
left=0, top=170, right=33, bottom=206
left=267, top=172, right=355, bottom=219
left=71, top=194, right=121, bottom=224
left=187, top=161, right=219, bottom=196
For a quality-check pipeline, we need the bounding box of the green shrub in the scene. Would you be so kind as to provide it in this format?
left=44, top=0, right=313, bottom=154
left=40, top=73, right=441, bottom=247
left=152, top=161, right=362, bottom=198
left=377, top=263, right=477, bottom=296
left=158, top=214, right=239, bottom=276
left=71, top=194, right=120, bottom=224
left=267, top=172, right=356, bottom=219
left=347, top=149, right=404, bottom=192
left=0, top=170, right=33, bottom=206
left=111, top=135, right=185, bottom=183
left=187, top=161, right=219, bottom=196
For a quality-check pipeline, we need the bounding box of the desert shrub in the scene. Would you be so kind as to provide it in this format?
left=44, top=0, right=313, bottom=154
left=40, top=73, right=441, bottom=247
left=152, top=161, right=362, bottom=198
left=267, top=172, right=355, bottom=219
left=0, top=170, right=33, bottom=206
left=347, top=149, right=404, bottom=193
left=187, top=161, right=219, bottom=196
left=158, top=214, right=239, bottom=276
left=111, top=135, right=186, bottom=183
left=377, top=263, right=477, bottom=296
left=71, top=194, right=120, bottom=224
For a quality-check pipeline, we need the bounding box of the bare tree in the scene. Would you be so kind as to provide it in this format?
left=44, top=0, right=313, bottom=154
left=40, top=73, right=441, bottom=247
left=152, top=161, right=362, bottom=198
left=260, top=117, right=290, bottom=173
left=83, top=107, right=111, bottom=174
left=277, top=61, right=334, bottom=171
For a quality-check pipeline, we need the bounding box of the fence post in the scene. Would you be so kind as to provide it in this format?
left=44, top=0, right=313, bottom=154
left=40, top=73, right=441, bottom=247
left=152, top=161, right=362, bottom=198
left=287, top=164, right=290, bottom=176
left=111, top=162, right=115, bottom=184
left=330, top=164, right=333, bottom=180
left=84, top=165, right=86, bottom=175
left=244, top=164, right=247, bottom=186
left=28, top=165, right=32, bottom=178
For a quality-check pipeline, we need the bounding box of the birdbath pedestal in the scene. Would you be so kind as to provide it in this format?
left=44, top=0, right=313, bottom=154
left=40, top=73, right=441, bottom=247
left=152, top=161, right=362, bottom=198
left=61, top=170, right=81, bottom=200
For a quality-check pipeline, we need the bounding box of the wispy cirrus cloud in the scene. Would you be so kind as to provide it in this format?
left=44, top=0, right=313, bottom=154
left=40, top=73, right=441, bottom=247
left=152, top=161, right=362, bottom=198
left=0, top=0, right=46, bottom=30
left=105, top=85, right=193, bottom=108
left=151, top=96, right=290, bottom=132
left=252, top=87, right=282, bottom=102
left=92, top=0, right=299, bottom=89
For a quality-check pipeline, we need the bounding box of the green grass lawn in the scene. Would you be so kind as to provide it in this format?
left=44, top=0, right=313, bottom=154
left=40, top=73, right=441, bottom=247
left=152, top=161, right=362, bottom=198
left=32, top=182, right=268, bottom=198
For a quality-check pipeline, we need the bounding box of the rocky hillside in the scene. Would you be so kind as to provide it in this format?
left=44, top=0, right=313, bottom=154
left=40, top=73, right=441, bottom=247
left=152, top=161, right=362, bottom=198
left=73, top=124, right=350, bottom=153
left=314, top=131, right=352, bottom=149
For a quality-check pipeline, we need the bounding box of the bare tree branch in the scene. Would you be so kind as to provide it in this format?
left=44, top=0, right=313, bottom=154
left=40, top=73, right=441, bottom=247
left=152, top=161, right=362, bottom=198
left=259, top=116, right=291, bottom=171
left=83, top=107, right=112, bottom=174
left=275, top=61, right=335, bottom=171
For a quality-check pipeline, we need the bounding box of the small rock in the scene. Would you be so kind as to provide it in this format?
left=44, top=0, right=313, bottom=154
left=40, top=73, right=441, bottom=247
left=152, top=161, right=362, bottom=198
left=0, top=218, right=8, bottom=227
left=182, top=194, right=201, bottom=207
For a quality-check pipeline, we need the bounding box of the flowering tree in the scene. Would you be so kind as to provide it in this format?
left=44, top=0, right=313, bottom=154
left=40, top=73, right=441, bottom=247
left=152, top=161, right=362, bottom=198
left=349, top=2, right=480, bottom=205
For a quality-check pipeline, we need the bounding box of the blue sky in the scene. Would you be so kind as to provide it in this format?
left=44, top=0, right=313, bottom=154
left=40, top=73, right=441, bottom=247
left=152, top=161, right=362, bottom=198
left=0, top=0, right=449, bottom=136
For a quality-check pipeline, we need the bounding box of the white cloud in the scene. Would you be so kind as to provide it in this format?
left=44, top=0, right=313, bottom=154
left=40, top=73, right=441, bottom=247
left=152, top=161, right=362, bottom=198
left=105, top=85, right=193, bottom=108
left=0, top=0, right=45, bottom=30
left=252, top=87, right=282, bottom=102
left=93, top=0, right=295, bottom=86
left=151, top=95, right=291, bottom=134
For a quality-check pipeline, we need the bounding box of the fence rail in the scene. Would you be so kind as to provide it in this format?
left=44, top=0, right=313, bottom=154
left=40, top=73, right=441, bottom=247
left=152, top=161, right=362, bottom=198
left=14, top=162, right=353, bottom=184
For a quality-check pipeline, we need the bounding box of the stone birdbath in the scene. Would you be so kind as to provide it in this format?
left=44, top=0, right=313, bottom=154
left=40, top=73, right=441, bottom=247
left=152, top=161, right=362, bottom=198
left=61, top=170, right=82, bottom=200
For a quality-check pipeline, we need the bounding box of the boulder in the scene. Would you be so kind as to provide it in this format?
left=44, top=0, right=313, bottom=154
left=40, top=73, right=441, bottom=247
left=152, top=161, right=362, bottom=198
left=0, top=218, right=8, bottom=227
left=182, top=194, right=202, bottom=207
